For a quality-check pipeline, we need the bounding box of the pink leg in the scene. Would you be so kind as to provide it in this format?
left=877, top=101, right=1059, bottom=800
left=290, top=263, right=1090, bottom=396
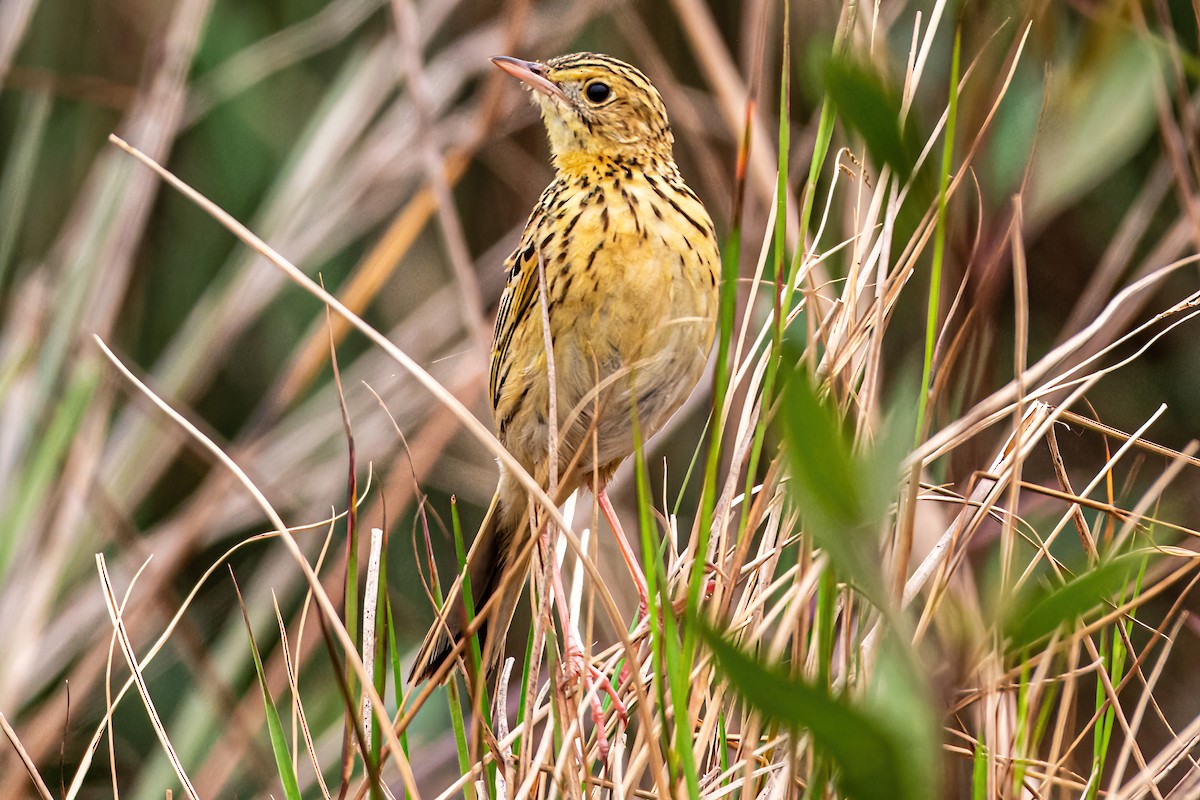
left=596, top=487, right=649, bottom=619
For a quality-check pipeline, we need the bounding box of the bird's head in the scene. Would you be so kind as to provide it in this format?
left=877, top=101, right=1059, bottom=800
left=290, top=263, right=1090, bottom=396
left=491, top=52, right=674, bottom=171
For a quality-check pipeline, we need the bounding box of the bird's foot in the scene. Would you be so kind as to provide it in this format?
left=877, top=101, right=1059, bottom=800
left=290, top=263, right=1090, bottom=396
left=560, top=639, right=628, bottom=763
left=670, top=561, right=726, bottom=617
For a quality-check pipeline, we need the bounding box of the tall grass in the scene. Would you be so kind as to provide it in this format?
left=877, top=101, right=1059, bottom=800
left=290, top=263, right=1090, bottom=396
left=2, top=1, right=1200, bottom=798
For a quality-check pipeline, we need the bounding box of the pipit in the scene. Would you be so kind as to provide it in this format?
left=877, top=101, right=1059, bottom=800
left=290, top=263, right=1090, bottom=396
left=411, top=52, right=719, bottom=716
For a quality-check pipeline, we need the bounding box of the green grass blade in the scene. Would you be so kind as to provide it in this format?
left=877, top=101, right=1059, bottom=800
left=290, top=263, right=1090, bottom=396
left=916, top=29, right=961, bottom=443
left=687, top=225, right=740, bottom=646
left=446, top=675, right=473, bottom=800
left=1090, top=555, right=1148, bottom=796
left=230, top=572, right=302, bottom=800
left=515, top=612, right=537, bottom=757
left=736, top=0, right=792, bottom=557
left=369, top=529, right=388, bottom=800
left=450, top=498, right=485, bottom=684
left=634, top=411, right=697, bottom=794
left=972, top=741, right=988, bottom=799
left=0, top=89, right=52, bottom=285
left=671, top=413, right=711, bottom=518
left=1003, top=551, right=1147, bottom=653
left=384, top=599, right=410, bottom=758
left=0, top=366, right=96, bottom=579
left=450, top=498, right=494, bottom=796
left=341, top=439, right=360, bottom=783
left=687, top=82, right=754, bottom=655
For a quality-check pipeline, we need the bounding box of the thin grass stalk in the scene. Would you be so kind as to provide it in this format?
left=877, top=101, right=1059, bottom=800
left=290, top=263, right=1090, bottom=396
left=1087, top=558, right=1150, bottom=800
left=273, top=591, right=331, bottom=800
left=92, top=337, right=422, bottom=795
left=515, top=614, right=537, bottom=776
left=446, top=500, right=477, bottom=800
left=631, top=472, right=675, bottom=799
left=335, top=357, right=362, bottom=793
left=96, top=555, right=199, bottom=799
left=364, top=527, right=386, bottom=800
left=1106, top=612, right=1189, bottom=793
left=0, top=369, right=95, bottom=577
left=0, top=713, right=54, bottom=800
left=734, top=0, right=790, bottom=566
left=781, top=0, right=842, bottom=321
left=685, top=96, right=752, bottom=667
left=449, top=498, right=487, bottom=697
left=452, top=496, right=497, bottom=798
left=632, top=408, right=696, bottom=795
left=314, top=590, right=386, bottom=796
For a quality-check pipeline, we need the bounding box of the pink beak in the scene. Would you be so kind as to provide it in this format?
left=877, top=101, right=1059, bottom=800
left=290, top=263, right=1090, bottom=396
left=490, top=56, right=568, bottom=102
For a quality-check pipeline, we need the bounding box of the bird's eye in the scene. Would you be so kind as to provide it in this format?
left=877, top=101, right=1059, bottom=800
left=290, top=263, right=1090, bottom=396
left=584, top=81, right=611, bottom=104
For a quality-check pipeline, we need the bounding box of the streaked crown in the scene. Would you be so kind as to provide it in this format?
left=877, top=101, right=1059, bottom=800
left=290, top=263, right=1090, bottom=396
left=491, top=52, right=674, bottom=169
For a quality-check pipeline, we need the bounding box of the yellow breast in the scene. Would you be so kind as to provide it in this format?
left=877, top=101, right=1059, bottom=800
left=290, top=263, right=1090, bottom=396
left=491, top=159, right=719, bottom=476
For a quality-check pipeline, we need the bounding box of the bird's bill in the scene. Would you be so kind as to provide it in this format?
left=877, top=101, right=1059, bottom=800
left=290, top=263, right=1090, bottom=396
left=490, top=56, right=568, bottom=102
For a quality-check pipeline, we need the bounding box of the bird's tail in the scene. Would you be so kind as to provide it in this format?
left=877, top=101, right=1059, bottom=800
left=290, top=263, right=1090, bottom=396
left=408, top=489, right=532, bottom=684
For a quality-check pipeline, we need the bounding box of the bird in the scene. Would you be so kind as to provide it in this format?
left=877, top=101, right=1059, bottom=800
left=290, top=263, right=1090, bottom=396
left=410, top=52, right=720, bottom=692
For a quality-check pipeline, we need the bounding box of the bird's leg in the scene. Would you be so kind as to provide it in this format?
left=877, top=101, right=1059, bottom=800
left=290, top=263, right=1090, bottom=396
left=541, top=518, right=627, bottom=762
left=596, top=487, right=649, bottom=620
left=597, top=488, right=725, bottom=687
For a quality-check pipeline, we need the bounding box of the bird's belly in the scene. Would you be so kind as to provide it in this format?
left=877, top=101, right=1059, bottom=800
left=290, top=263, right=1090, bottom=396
left=503, top=231, right=717, bottom=479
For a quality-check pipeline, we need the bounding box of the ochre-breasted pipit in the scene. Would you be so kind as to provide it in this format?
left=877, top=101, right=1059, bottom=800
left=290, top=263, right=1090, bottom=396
left=411, top=53, right=719, bottom=716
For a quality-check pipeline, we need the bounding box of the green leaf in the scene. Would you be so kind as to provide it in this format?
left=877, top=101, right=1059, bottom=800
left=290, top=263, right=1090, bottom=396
left=865, top=639, right=941, bottom=799
left=822, top=56, right=933, bottom=249
left=972, top=741, right=988, bottom=799
left=1028, top=34, right=1163, bottom=221
left=1003, top=552, right=1147, bottom=653
left=698, top=621, right=937, bottom=800
left=778, top=367, right=861, bottom=526
left=776, top=367, right=910, bottom=606
left=824, top=58, right=919, bottom=181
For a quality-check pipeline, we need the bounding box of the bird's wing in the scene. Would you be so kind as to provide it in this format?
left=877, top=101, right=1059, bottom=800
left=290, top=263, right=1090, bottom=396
left=490, top=213, right=547, bottom=415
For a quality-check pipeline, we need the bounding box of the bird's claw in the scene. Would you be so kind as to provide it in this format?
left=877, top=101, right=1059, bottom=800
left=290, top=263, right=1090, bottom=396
left=560, top=643, right=627, bottom=762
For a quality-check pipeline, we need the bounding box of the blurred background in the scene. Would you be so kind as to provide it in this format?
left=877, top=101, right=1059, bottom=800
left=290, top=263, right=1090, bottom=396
left=1, top=0, right=1198, bottom=796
